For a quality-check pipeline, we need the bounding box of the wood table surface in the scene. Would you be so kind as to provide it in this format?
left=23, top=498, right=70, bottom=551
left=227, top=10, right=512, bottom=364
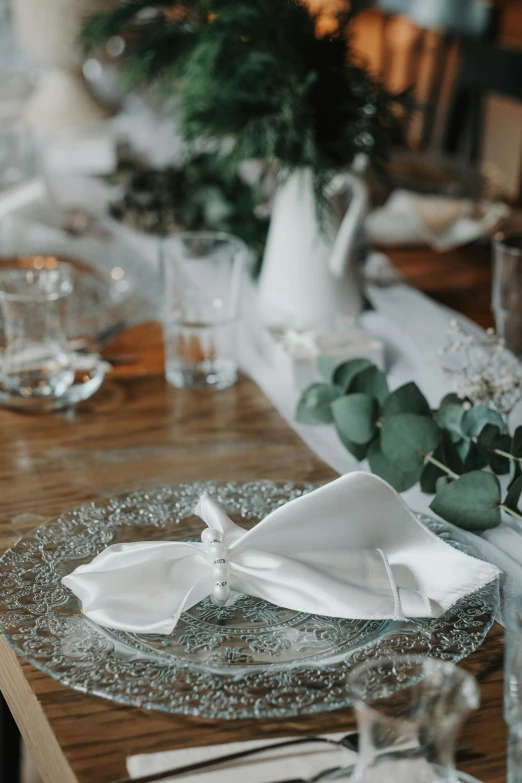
left=0, top=243, right=507, bottom=783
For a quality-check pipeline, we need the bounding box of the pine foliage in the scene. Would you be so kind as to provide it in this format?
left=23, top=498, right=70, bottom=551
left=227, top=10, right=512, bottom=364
left=83, top=0, right=411, bottom=199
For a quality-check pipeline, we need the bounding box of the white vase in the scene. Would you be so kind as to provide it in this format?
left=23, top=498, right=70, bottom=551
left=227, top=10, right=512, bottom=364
left=11, top=0, right=115, bottom=129
left=258, top=166, right=367, bottom=330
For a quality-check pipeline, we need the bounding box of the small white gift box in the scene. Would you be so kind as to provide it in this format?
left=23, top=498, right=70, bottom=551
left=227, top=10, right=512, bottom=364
left=264, top=327, right=385, bottom=391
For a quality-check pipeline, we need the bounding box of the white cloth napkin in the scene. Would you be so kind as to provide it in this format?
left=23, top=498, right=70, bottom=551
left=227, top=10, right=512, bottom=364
left=62, top=472, right=498, bottom=635
left=367, top=189, right=509, bottom=251
left=127, top=733, right=355, bottom=783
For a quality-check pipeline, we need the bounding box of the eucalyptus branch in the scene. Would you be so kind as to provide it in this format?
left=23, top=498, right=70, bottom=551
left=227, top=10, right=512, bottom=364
left=297, top=356, right=522, bottom=532
left=500, top=505, right=522, bottom=523
left=424, top=454, right=460, bottom=481
left=493, top=447, right=522, bottom=464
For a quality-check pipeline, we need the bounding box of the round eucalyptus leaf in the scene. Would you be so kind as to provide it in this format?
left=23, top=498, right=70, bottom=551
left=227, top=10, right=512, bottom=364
left=420, top=431, right=464, bottom=493
left=316, top=355, right=336, bottom=383
left=434, top=394, right=465, bottom=436
left=487, top=433, right=511, bottom=475
left=296, top=383, right=342, bottom=425
left=383, top=382, right=431, bottom=418
left=380, top=413, right=440, bottom=471
left=333, top=358, right=373, bottom=392
left=505, top=474, right=522, bottom=513
left=512, top=426, right=522, bottom=458
left=368, top=440, right=422, bottom=492
left=463, top=441, right=488, bottom=471
left=335, top=425, right=372, bottom=461
left=331, top=393, right=379, bottom=445
left=461, top=406, right=504, bottom=438
left=430, top=471, right=501, bottom=531
left=348, top=366, right=389, bottom=406
left=421, top=459, right=445, bottom=494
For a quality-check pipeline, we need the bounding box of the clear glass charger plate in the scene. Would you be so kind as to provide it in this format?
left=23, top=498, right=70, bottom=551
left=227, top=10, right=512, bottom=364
left=0, top=480, right=498, bottom=720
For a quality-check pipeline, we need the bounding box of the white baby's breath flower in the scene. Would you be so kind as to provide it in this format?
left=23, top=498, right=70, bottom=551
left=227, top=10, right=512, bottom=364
left=440, top=322, right=522, bottom=416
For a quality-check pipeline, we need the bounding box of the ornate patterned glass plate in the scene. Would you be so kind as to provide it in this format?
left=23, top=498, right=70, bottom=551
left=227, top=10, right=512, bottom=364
left=0, top=481, right=498, bottom=719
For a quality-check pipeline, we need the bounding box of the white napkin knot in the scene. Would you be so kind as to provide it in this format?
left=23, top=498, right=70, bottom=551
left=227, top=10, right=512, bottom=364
left=62, top=473, right=500, bottom=636
left=200, top=524, right=231, bottom=606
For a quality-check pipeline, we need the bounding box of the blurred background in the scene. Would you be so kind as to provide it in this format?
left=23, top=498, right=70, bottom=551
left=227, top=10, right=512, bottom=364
left=2, top=0, right=522, bottom=194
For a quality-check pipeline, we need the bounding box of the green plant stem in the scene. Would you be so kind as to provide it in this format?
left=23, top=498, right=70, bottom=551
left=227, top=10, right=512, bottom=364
left=493, top=447, right=522, bottom=464
left=500, top=504, right=522, bottom=522
left=424, top=454, right=460, bottom=480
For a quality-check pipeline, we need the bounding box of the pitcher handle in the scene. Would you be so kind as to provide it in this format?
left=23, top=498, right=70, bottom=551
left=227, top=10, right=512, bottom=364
left=328, top=160, right=369, bottom=279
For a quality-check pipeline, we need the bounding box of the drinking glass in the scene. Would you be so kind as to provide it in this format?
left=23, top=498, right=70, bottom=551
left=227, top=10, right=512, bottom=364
left=161, top=232, right=246, bottom=390
left=492, top=233, right=522, bottom=356
left=333, top=655, right=482, bottom=782
left=506, top=596, right=522, bottom=782
left=0, top=262, right=74, bottom=397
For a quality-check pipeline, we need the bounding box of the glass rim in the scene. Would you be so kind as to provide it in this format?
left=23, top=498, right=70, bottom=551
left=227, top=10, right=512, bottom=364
left=347, top=654, right=476, bottom=704
left=160, top=230, right=248, bottom=257
left=494, top=231, right=522, bottom=257
left=0, top=260, right=74, bottom=302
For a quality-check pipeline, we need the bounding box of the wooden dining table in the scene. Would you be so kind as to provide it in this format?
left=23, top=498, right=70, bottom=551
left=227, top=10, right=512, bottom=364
left=0, top=241, right=507, bottom=783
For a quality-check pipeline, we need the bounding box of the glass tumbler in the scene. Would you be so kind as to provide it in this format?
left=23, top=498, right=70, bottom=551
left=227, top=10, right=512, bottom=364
left=506, top=596, right=522, bottom=783
left=161, top=232, right=246, bottom=390
left=0, top=122, right=35, bottom=192
left=0, top=263, right=74, bottom=397
left=492, top=233, right=522, bottom=356
left=333, top=655, right=482, bottom=782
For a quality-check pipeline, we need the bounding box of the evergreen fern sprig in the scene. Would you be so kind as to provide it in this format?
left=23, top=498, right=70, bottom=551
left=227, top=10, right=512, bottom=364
left=82, top=0, right=411, bottom=207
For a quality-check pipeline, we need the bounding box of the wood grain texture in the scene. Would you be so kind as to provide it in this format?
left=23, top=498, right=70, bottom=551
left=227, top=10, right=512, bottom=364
left=0, top=245, right=507, bottom=782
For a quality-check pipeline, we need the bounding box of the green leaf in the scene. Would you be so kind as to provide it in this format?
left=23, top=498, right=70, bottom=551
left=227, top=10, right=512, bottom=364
left=509, top=460, right=522, bottom=489
left=420, top=432, right=464, bottom=493
left=477, top=423, right=501, bottom=448
left=368, top=440, right=422, bottom=492
left=434, top=394, right=465, bottom=437
left=421, top=459, right=444, bottom=494
left=454, top=438, right=471, bottom=462
left=316, top=355, right=336, bottom=383
left=430, top=471, right=501, bottom=531
left=380, top=413, right=440, bottom=471
left=331, top=394, right=379, bottom=445
left=513, top=426, right=522, bottom=458
left=382, top=382, right=431, bottom=418
left=487, top=433, right=512, bottom=475
left=348, top=366, right=389, bottom=406
left=333, top=358, right=373, bottom=392
left=463, top=441, right=488, bottom=471
left=436, top=475, right=454, bottom=493
left=335, top=427, right=372, bottom=461
left=505, top=475, right=522, bottom=513
left=296, top=383, right=342, bottom=425
left=461, top=406, right=504, bottom=438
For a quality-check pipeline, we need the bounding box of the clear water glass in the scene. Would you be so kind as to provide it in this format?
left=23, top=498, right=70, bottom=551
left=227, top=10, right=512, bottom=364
left=506, top=596, right=522, bottom=782
left=334, top=655, right=482, bottom=782
left=493, top=233, right=522, bottom=356
left=0, top=263, right=74, bottom=397
left=161, top=232, right=246, bottom=390
left=0, top=122, right=35, bottom=191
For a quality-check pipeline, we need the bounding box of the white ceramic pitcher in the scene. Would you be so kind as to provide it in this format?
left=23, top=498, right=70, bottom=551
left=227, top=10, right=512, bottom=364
left=258, top=161, right=368, bottom=330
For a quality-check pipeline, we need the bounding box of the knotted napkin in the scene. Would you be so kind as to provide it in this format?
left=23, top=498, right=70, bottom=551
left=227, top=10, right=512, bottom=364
left=62, top=473, right=499, bottom=635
